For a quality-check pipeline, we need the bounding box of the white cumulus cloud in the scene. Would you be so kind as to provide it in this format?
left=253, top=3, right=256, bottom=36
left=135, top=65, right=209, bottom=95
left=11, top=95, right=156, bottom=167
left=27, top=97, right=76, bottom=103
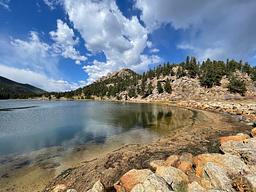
left=0, top=64, right=83, bottom=91
left=50, top=19, right=87, bottom=64
left=64, top=0, right=161, bottom=84
left=135, top=0, right=256, bottom=61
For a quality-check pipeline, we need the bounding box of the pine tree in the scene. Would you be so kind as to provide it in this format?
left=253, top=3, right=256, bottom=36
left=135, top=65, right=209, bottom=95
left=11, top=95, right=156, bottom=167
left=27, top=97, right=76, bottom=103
left=157, top=81, right=163, bottom=93
left=164, top=79, right=172, bottom=94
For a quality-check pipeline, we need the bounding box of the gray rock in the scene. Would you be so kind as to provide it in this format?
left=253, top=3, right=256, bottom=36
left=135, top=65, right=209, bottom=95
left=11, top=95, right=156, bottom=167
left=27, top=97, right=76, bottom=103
left=203, top=162, right=233, bottom=192
left=156, top=166, right=188, bottom=191
left=66, top=189, right=77, bottom=192
left=131, top=173, right=173, bottom=192
left=87, top=180, right=105, bottom=192
left=187, top=181, right=206, bottom=192
left=245, top=174, right=256, bottom=190
left=220, top=137, right=256, bottom=165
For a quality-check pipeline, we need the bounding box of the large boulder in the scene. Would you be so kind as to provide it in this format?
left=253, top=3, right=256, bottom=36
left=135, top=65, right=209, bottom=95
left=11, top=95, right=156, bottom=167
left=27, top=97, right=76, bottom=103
left=155, top=166, right=188, bottom=191
left=220, top=137, right=256, bottom=165
left=114, top=169, right=153, bottom=192
left=203, top=162, right=233, bottom=191
left=193, top=153, right=250, bottom=177
left=131, top=173, right=173, bottom=192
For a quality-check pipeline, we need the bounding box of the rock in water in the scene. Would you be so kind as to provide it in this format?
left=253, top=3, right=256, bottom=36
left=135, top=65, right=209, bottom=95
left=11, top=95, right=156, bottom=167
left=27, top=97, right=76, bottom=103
left=155, top=166, right=188, bottom=191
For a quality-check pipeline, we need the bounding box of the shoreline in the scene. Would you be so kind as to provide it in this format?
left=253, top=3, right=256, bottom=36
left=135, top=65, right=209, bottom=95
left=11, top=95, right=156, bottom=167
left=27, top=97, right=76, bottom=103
left=0, top=99, right=255, bottom=192
left=43, top=99, right=255, bottom=192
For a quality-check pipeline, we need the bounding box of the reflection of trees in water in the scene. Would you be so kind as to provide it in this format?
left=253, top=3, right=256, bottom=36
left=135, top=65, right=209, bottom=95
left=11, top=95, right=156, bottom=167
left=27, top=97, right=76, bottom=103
left=108, top=106, right=193, bottom=135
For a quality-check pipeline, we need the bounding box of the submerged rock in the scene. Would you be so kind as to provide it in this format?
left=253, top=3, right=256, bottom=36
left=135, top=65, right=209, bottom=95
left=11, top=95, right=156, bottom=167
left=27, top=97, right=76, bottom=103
left=155, top=166, right=188, bottom=191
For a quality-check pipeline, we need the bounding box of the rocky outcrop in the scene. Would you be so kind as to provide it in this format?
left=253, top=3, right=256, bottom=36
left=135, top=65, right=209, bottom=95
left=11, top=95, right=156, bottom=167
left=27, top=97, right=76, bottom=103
left=177, top=100, right=256, bottom=122
left=108, top=127, right=256, bottom=192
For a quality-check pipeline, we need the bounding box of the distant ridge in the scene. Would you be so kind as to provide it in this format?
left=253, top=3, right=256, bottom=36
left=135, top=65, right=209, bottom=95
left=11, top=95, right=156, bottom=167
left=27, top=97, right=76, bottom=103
left=0, top=76, right=46, bottom=99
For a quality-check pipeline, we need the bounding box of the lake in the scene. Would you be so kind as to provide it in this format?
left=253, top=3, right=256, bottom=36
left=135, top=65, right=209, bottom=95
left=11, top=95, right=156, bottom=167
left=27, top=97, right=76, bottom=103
left=0, top=100, right=194, bottom=156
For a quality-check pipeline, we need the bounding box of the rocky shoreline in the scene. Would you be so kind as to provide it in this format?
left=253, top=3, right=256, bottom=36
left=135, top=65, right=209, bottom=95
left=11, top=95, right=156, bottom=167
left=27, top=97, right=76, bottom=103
left=176, top=99, right=256, bottom=123
left=43, top=99, right=256, bottom=192
left=61, top=128, right=256, bottom=192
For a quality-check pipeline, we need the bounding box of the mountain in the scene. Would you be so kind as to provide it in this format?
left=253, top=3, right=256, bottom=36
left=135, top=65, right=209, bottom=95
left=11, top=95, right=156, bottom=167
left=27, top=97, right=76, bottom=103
left=0, top=76, right=46, bottom=99
left=67, top=57, right=256, bottom=101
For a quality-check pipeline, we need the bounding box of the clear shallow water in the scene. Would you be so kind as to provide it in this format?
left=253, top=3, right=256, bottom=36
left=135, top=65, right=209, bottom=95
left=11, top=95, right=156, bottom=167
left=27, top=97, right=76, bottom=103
left=0, top=100, right=193, bottom=156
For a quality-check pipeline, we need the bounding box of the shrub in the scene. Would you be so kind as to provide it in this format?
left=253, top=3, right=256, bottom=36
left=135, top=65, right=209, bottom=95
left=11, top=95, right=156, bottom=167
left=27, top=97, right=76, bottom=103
left=228, top=76, right=247, bottom=96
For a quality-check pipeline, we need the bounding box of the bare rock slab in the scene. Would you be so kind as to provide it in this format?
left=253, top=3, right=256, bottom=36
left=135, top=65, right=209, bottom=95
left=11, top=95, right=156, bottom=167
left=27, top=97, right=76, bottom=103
left=131, top=173, right=173, bottom=192
left=203, top=162, right=233, bottom=191
left=155, top=166, right=188, bottom=191
left=87, top=180, right=105, bottom=192
left=114, top=169, right=153, bottom=192
left=220, top=137, right=256, bottom=165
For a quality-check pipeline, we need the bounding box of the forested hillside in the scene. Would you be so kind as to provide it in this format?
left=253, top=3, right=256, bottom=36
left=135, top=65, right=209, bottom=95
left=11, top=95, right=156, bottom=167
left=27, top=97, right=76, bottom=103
left=0, top=76, right=46, bottom=99
left=55, top=57, right=256, bottom=100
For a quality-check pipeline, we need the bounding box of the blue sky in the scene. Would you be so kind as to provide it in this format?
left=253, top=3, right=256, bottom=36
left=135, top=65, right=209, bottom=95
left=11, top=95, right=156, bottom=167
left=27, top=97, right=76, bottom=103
left=0, top=0, right=256, bottom=91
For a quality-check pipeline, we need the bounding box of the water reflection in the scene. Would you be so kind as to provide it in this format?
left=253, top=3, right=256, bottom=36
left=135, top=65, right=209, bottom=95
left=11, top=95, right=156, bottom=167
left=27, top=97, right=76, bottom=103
left=0, top=101, right=193, bottom=156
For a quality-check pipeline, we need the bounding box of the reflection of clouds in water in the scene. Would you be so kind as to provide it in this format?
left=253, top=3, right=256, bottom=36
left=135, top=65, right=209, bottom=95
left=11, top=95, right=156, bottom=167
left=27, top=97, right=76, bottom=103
left=0, top=101, right=194, bottom=156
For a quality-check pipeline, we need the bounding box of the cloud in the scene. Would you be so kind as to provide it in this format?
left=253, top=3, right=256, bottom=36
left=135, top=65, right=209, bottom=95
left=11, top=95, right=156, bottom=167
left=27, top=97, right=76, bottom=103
left=0, top=64, right=83, bottom=91
left=0, top=32, right=84, bottom=91
left=64, top=0, right=160, bottom=83
left=0, top=0, right=10, bottom=10
left=135, top=0, right=256, bottom=61
left=43, top=0, right=62, bottom=10
left=150, top=48, right=160, bottom=53
left=50, top=19, right=87, bottom=64
left=9, top=31, right=59, bottom=76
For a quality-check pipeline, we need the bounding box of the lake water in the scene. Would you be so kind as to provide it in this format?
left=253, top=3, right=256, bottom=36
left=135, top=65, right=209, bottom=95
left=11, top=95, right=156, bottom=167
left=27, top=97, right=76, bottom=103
left=0, top=100, right=194, bottom=156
